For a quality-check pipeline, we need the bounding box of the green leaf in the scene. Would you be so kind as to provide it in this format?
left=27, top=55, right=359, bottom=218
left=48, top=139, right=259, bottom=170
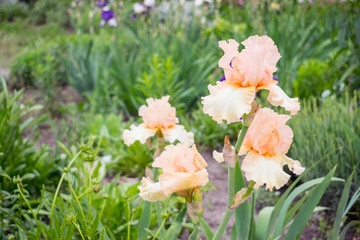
left=339, top=221, right=360, bottom=240
left=189, top=225, right=199, bottom=240
left=137, top=201, right=152, bottom=240
left=234, top=159, right=250, bottom=239
left=18, top=227, right=28, bottom=240
left=255, top=206, right=274, bottom=240
left=284, top=167, right=336, bottom=240
left=160, top=206, right=187, bottom=240
left=329, top=170, right=354, bottom=239
left=57, top=140, right=73, bottom=159
left=231, top=225, right=237, bottom=240
left=199, top=217, right=214, bottom=239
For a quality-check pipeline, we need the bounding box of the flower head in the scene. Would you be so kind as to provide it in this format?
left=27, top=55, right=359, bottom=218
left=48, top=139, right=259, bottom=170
left=138, top=144, right=209, bottom=201
left=239, top=108, right=304, bottom=191
left=122, top=96, right=194, bottom=146
left=202, top=35, right=300, bottom=124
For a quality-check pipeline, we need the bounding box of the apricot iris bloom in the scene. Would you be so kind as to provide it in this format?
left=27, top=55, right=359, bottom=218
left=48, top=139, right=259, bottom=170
left=138, top=143, right=209, bottom=201
left=240, top=108, right=305, bottom=191
left=202, top=35, right=300, bottom=124
left=122, top=96, right=194, bottom=146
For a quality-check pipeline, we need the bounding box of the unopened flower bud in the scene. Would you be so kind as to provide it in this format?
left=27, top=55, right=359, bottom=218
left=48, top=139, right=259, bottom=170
left=244, top=101, right=261, bottom=127
left=222, top=136, right=236, bottom=167
left=103, top=193, right=109, bottom=199
left=93, top=185, right=101, bottom=193
left=79, top=144, right=87, bottom=151
left=161, top=210, right=169, bottom=219
left=187, top=187, right=203, bottom=223
left=230, top=181, right=256, bottom=210
left=12, top=176, right=22, bottom=184
left=63, top=167, right=71, bottom=173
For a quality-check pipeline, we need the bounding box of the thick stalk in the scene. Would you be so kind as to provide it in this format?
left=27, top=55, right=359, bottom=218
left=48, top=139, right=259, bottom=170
left=212, top=125, right=250, bottom=240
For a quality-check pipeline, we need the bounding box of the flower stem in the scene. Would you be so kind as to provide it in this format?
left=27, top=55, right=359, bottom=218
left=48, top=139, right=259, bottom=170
left=152, top=218, right=166, bottom=240
left=212, top=124, right=250, bottom=240
left=66, top=174, right=87, bottom=225
left=212, top=166, right=235, bottom=239
left=50, top=150, right=82, bottom=223
left=17, top=183, right=37, bottom=220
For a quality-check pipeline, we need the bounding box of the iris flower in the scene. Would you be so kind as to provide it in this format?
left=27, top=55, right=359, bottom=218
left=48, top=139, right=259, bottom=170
left=138, top=144, right=209, bottom=201
left=239, top=108, right=305, bottom=190
left=202, top=35, right=300, bottom=124
left=122, top=96, right=194, bottom=146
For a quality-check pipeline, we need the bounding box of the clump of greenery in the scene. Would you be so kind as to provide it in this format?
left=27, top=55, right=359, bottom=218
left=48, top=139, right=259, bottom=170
left=293, top=59, right=334, bottom=99
left=288, top=92, right=360, bottom=196
left=0, top=78, right=59, bottom=194
left=0, top=3, right=28, bottom=21
left=0, top=138, right=183, bottom=239
left=30, top=0, right=71, bottom=27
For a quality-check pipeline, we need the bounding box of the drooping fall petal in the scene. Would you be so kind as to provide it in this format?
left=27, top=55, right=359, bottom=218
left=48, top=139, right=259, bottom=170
left=122, top=124, right=157, bottom=146
left=259, top=83, right=300, bottom=115
left=202, top=81, right=255, bottom=124
left=161, top=125, right=194, bottom=146
left=159, top=169, right=209, bottom=196
left=138, top=177, right=169, bottom=202
left=241, top=150, right=290, bottom=191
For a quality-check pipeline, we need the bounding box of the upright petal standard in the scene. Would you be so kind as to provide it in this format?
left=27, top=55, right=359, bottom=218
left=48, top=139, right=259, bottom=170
left=202, top=35, right=300, bottom=124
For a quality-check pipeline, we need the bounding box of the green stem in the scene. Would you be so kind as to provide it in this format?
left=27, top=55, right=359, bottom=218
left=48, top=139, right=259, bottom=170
left=60, top=205, right=73, bottom=236
left=152, top=218, right=166, bottom=240
left=74, top=222, right=86, bottom=240
left=88, top=164, right=92, bottom=224
left=77, top=188, right=93, bottom=199
left=212, top=124, right=250, bottom=240
left=127, top=201, right=132, bottom=240
left=212, top=167, right=235, bottom=240
left=0, top=206, right=31, bottom=234
left=155, top=202, right=165, bottom=235
left=248, top=193, right=256, bottom=240
left=50, top=150, right=82, bottom=223
left=17, top=184, right=37, bottom=220
left=66, top=174, right=87, bottom=225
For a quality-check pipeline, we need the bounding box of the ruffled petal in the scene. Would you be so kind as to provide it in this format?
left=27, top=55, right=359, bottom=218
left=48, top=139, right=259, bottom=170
left=161, top=125, right=194, bottom=146
left=213, top=150, right=224, bottom=163
left=218, top=39, right=240, bottom=79
left=241, top=150, right=290, bottom=191
left=283, top=155, right=305, bottom=175
left=122, top=124, right=157, bottom=146
left=259, top=83, right=300, bottom=115
left=202, top=82, right=256, bottom=124
left=138, top=177, right=169, bottom=202
left=159, top=169, right=209, bottom=195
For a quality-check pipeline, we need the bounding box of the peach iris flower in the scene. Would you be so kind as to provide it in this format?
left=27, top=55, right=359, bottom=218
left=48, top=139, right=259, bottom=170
left=122, top=96, right=194, bottom=146
left=239, top=108, right=305, bottom=191
left=202, top=35, right=300, bottom=124
left=138, top=143, right=209, bottom=202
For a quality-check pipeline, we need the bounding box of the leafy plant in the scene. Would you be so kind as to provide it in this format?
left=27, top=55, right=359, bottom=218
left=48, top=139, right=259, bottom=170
left=0, top=78, right=58, bottom=193
left=288, top=92, right=360, bottom=199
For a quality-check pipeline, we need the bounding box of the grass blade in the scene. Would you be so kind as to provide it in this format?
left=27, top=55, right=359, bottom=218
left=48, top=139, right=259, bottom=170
left=284, top=167, right=336, bottom=240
